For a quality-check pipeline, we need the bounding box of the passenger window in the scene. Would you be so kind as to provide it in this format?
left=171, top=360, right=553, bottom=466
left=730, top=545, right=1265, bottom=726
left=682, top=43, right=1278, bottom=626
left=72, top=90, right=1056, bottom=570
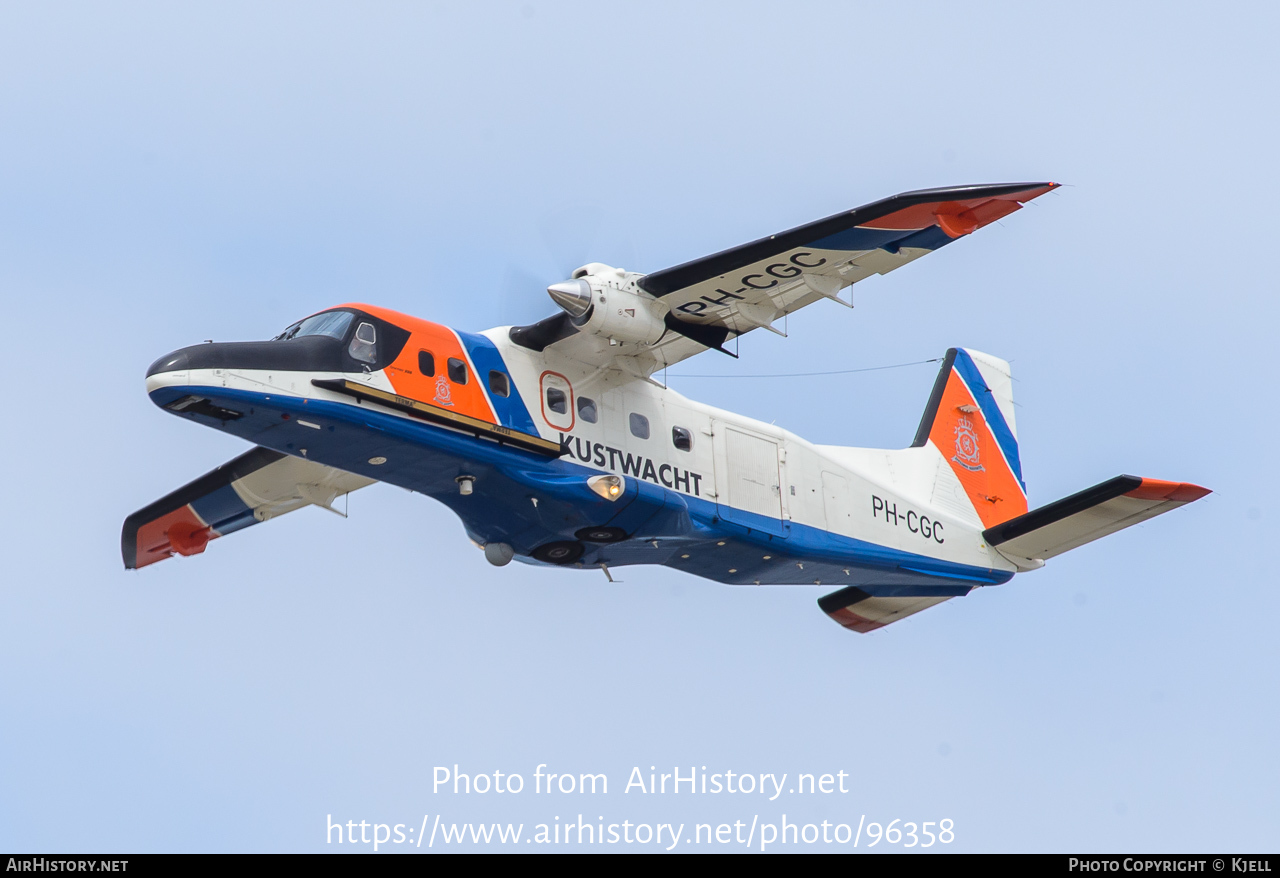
left=672, top=426, right=692, bottom=451
left=349, top=322, right=377, bottom=364
left=447, top=358, right=468, bottom=385
left=488, top=370, right=510, bottom=398
left=629, top=413, right=650, bottom=439
left=418, top=350, right=435, bottom=376
left=577, top=396, right=598, bottom=424
left=539, top=371, right=574, bottom=430
left=546, top=387, right=568, bottom=414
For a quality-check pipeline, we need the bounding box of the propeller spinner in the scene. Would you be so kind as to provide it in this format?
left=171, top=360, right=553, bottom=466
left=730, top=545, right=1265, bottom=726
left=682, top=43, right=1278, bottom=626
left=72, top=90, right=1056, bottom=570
left=547, top=279, right=593, bottom=319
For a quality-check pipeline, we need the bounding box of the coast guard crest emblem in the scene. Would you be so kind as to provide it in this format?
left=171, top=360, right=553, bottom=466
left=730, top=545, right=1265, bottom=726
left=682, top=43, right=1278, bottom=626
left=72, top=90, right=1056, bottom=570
left=952, top=416, right=984, bottom=472
left=434, top=375, right=454, bottom=407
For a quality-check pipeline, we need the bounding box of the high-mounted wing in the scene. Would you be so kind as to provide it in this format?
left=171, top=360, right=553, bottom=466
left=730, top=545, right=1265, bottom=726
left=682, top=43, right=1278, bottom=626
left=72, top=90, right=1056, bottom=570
left=511, top=182, right=1058, bottom=373
left=122, top=447, right=375, bottom=569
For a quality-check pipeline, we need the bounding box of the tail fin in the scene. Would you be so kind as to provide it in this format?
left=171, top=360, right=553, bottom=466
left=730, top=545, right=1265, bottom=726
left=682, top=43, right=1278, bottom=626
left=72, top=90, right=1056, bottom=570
left=913, top=348, right=1028, bottom=528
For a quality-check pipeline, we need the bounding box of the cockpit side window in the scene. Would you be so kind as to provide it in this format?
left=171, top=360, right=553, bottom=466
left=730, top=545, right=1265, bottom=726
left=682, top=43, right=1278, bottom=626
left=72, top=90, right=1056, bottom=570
left=274, top=308, right=411, bottom=371
left=349, top=322, right=377, bottom=364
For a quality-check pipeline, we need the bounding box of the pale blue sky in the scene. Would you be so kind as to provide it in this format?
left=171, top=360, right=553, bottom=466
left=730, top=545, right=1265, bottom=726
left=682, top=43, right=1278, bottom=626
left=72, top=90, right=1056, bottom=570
left=1, top=1, right=1275, bottom=852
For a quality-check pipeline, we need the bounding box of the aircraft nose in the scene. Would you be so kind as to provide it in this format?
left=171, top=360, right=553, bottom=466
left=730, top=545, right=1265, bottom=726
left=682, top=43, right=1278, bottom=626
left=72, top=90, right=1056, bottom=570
left=145, top=336, right=348, bottom=385
left=147, top=349, right=189, bottom=377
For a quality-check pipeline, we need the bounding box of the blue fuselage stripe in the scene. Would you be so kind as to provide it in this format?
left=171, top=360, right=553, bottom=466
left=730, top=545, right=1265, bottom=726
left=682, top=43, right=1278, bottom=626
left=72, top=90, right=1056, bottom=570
left=454, top=330, right=539, bottom=435
left=152, top=383, right=1013, bottom=588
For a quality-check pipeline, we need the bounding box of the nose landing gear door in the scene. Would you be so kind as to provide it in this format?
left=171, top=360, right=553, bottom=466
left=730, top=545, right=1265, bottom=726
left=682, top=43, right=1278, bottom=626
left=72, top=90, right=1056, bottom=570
left=712, top=422, right=789, bottom=538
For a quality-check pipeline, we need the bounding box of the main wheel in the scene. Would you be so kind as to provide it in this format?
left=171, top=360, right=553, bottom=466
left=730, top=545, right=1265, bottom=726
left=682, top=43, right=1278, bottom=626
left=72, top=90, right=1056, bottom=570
left=532, top=540, right=585, bottom=565
left=574, top=526, right=628, bottom=543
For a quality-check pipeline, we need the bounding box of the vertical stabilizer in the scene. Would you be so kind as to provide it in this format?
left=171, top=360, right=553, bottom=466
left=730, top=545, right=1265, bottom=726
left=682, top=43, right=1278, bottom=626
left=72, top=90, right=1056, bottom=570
left=913, top=348, right=1028, bottom=529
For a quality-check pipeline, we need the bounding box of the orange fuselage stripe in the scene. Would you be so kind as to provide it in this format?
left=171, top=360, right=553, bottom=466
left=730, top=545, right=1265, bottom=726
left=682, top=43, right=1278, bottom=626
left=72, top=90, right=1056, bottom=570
left=336, top=303, right=499, bottom=426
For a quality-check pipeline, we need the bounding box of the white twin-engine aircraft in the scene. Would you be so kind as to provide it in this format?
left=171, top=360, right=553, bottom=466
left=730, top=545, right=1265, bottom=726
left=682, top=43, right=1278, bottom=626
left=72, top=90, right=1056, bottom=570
left=126, top=182, right=1209, bottom=633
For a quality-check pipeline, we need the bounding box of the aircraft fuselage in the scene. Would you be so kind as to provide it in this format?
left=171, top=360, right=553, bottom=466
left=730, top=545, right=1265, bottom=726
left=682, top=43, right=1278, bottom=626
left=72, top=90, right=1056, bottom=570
left=143, top=302, right=1017, bottom=593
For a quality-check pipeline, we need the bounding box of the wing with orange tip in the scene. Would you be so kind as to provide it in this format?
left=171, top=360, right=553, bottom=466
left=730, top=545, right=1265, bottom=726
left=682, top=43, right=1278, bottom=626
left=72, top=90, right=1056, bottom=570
left=639, top=182, right=1058, bottom=353
left=122, top=447, right=375, bottom=569
left=510, top=182, right=1059, bottom=370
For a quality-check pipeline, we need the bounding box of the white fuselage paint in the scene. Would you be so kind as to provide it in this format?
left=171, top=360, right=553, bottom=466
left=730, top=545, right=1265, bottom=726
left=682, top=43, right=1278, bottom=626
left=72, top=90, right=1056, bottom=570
left=148, top=333, right=1018, bottom=576
left=487, top=329, right=1016, bottom=575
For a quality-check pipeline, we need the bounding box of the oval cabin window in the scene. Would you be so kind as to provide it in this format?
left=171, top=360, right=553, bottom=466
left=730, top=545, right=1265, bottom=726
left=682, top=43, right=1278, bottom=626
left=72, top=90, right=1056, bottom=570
left=539, top=372, right=574, bottom=431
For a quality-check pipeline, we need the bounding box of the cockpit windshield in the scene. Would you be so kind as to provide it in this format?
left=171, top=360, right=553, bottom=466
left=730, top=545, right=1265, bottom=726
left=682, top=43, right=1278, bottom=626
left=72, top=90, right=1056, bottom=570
left=274, top=310, right=355, bottom=341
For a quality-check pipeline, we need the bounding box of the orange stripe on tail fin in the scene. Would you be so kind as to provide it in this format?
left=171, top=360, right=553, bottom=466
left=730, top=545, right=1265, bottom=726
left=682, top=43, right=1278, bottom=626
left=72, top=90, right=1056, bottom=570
left=913, top=349, right=1028, bottom=529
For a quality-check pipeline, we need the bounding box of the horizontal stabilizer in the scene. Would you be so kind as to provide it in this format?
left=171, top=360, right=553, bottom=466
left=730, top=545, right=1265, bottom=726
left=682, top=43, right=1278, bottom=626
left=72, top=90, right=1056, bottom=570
left=122, top=447, right=375, bottom=569
left=983, top=475, right=1210, bottom=563
left=818, top=585, right=959, bottom=633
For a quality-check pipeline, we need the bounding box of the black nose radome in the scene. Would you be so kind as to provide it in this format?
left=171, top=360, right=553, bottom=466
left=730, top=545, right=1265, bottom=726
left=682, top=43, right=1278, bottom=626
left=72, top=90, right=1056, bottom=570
left=147, top=350, right=189, bottom=377
left=146, top=336, right=349, bottom=377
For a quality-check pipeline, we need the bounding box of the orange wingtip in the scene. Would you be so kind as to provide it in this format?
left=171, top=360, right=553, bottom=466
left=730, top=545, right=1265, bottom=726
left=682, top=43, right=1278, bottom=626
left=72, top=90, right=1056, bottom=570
left=1124, top=479, right=1212, bottom=503
left=862, top=183, right=1060, bottom=234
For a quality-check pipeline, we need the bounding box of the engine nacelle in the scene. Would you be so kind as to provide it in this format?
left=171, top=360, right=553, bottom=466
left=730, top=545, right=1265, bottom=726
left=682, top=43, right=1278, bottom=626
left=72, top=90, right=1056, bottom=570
left=547, top=265, right=669, bottom=346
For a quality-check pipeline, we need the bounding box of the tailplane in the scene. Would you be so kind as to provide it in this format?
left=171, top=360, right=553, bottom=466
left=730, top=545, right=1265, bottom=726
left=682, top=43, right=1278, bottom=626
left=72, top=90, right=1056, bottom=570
left=984, top=474, right=1210, bottom=568
left=817, top=354, right=1211, bottom=634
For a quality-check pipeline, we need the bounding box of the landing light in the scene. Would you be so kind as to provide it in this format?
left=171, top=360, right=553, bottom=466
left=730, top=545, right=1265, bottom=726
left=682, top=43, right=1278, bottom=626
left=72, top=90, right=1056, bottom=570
left=587, top=474, right=623, bottom=501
